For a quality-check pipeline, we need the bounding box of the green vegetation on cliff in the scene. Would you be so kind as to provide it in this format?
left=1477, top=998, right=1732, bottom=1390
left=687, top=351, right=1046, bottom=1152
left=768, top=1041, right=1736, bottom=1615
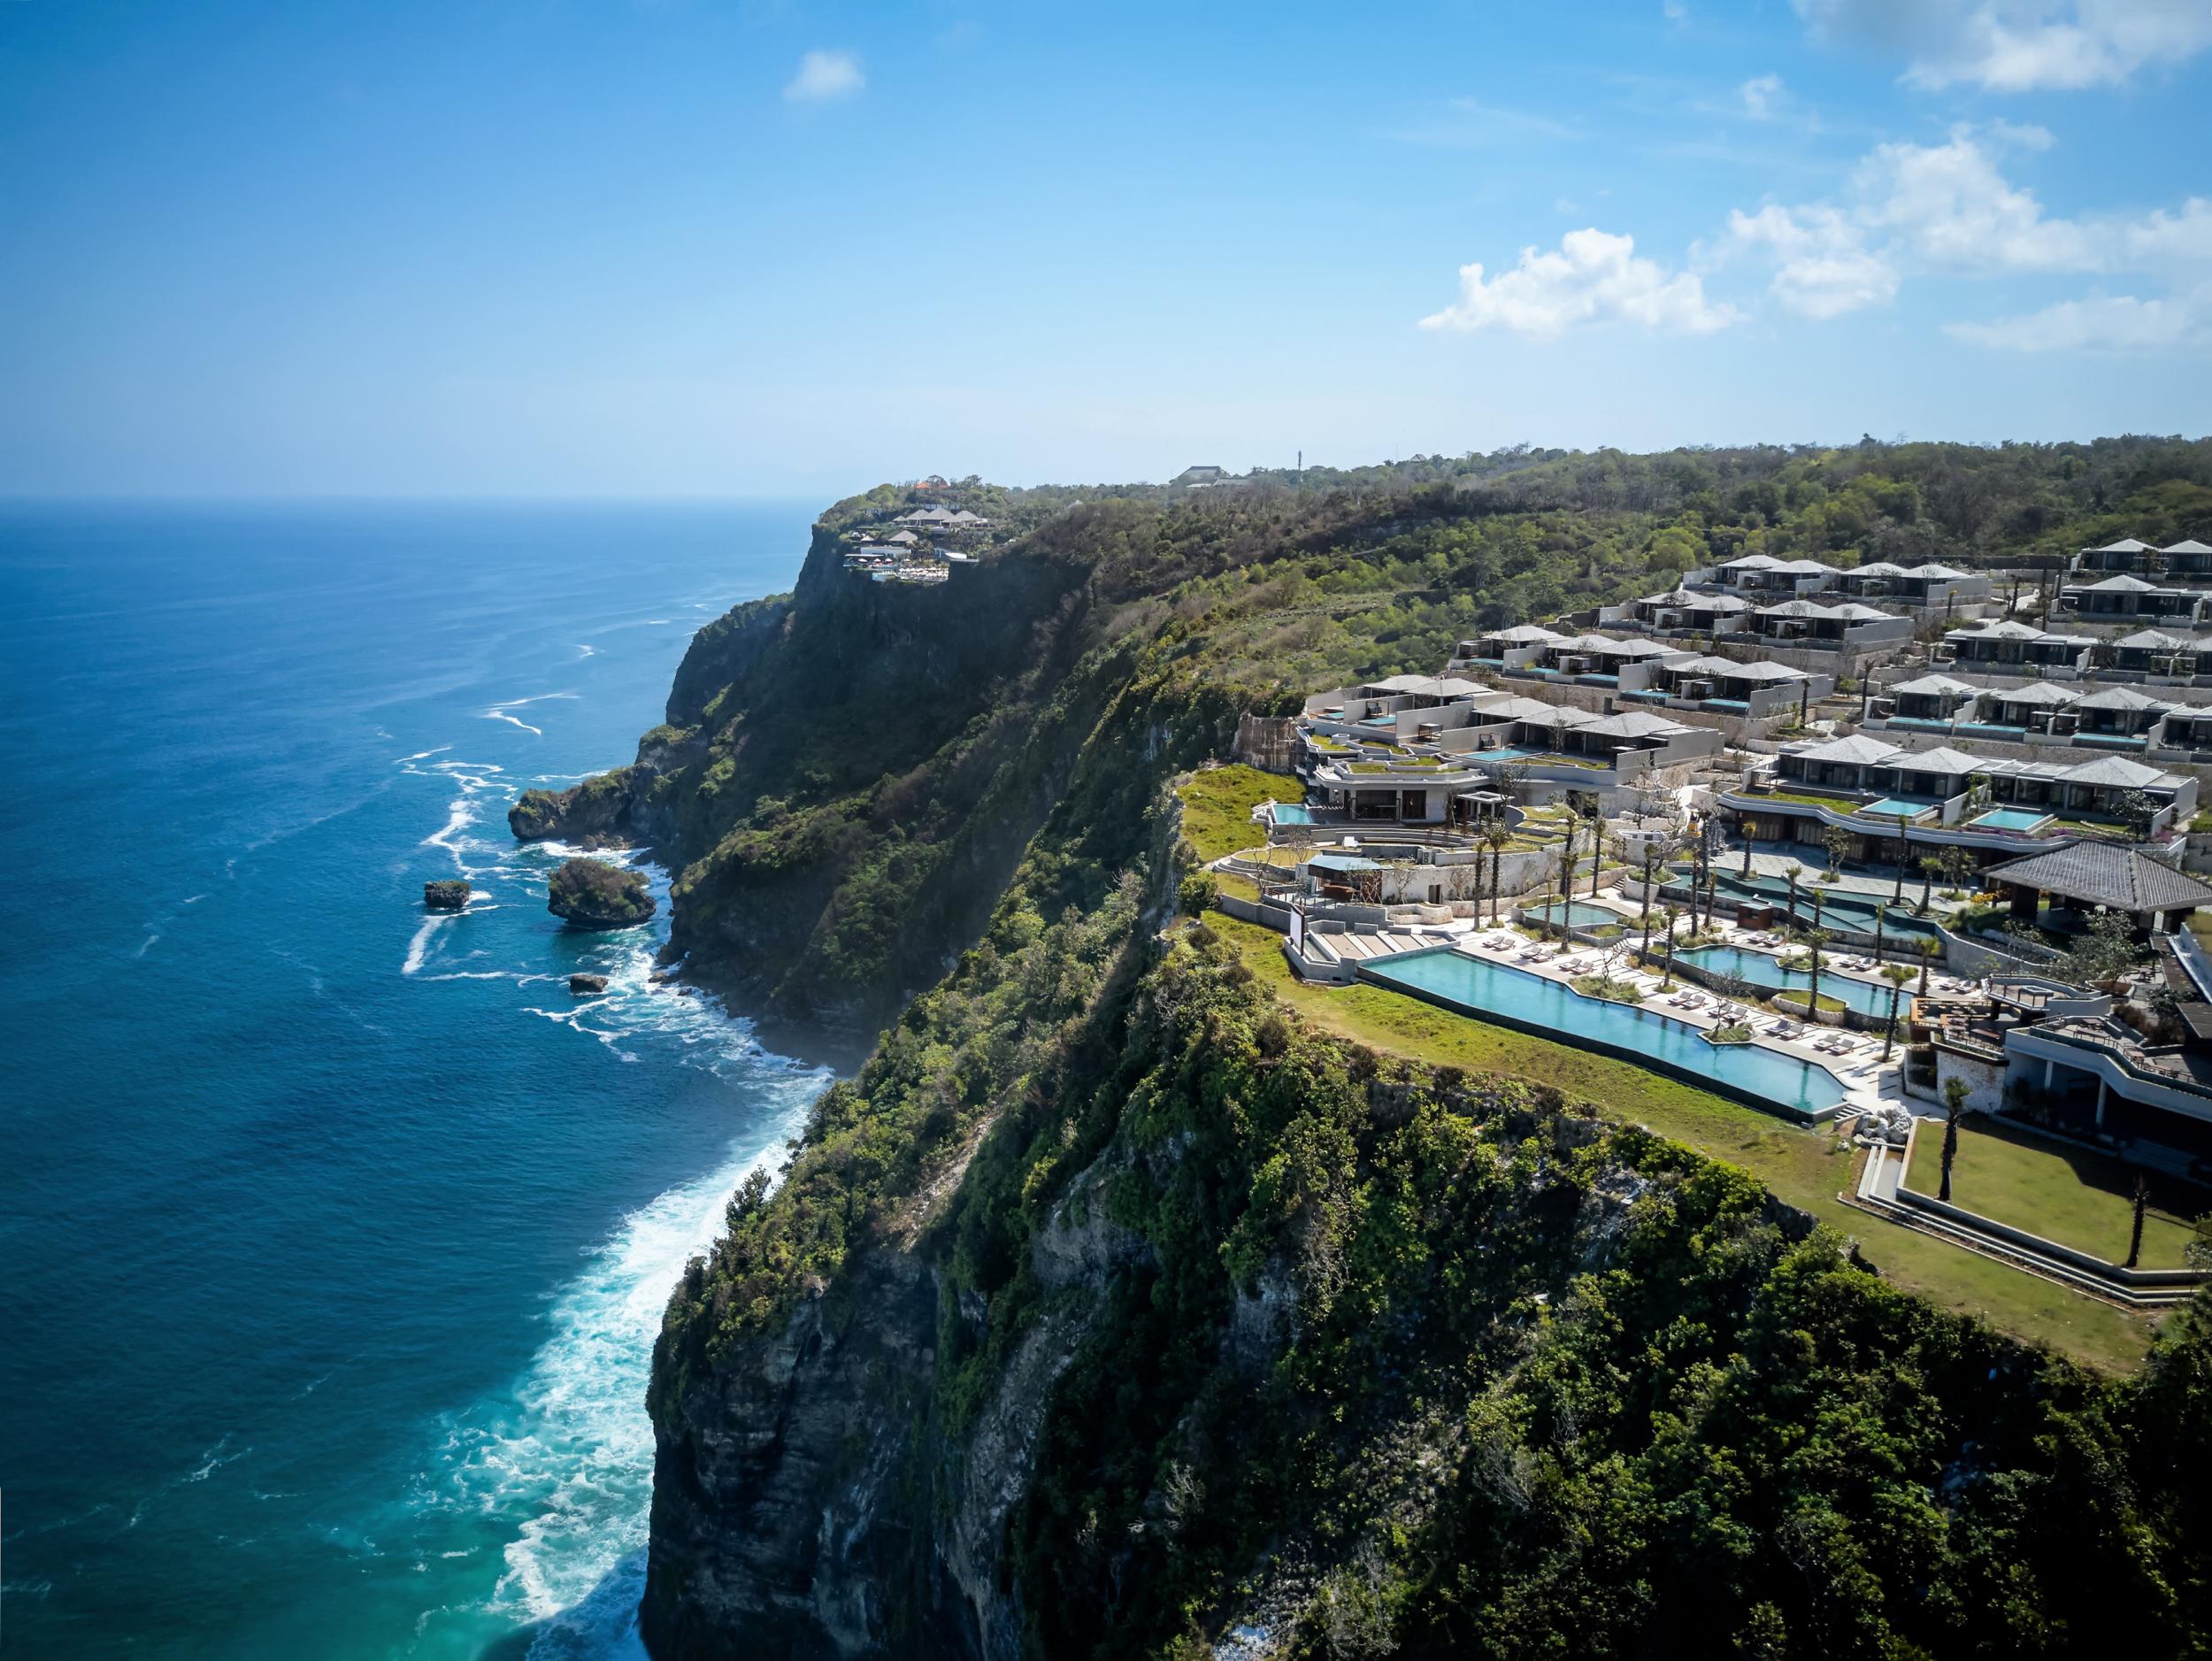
left=546, top=856, right=654, bottom=928
left=622, top=440, right=2212, bottom=1657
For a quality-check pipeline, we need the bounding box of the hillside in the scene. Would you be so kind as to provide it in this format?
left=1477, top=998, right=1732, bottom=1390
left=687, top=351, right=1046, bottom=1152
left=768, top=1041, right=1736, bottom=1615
left=512, top=439, right=2212, bottom=1657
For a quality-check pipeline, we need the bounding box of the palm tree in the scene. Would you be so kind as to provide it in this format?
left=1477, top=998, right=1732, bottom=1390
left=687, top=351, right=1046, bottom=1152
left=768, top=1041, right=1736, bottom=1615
left=2128, top=1172, right=2150, bottom=1270
left=1482, top=819, right=1512, bottom=925
left=1740, top=820, right=1755, bottom=879
left=1784, top=861, right=1803, bottom=926
left=1879, top=963, right=1916, bottom=1061
left=1939, top=1077, right=1968, bottom=1203
left=1639, top=843, right=1659, bottom=944
left=1802, top=926, right=1831, bottom=1019
left=1659, top=904, right=1683, bottom=988
left=1892, top=828, right=1912, bottom=904
left=1918, top=854, right=1943, bottom=912
left=1916, top=936, right=1942, bottom=996
left=1872, top=901, right=1886, bottom=965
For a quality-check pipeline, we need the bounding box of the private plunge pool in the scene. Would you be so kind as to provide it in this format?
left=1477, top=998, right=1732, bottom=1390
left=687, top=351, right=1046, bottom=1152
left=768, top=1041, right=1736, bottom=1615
left=1270, top=802, right=1318, bottom=827
left=1673, top=945, right=1902, bottom=1019
left=1357, top=949, right=1848, bottom=1119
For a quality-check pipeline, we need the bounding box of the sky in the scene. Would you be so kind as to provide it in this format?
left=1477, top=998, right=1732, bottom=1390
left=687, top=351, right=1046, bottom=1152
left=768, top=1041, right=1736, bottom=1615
left=1, top=0, right=2208, bottom=497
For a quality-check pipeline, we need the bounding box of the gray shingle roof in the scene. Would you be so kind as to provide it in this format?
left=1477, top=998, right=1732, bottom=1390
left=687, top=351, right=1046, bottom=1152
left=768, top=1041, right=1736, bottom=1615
left=1981, top=841, right=2212, bottom=913
left=1891, top=746, right=1985, bottom=775
left=1792, top=734, right=1901, bottom=765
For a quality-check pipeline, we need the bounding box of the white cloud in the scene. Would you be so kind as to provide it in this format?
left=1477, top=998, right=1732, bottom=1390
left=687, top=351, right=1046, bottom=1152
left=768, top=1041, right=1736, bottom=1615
left=2127, top=198, right=2212, bottom=265
left=1947, top=290, right=2208, bottom=350
left=1738, top=73, right=1788, bottom=118
left=1724, top=204, right=1901, bottom=316
left=1795, top=0, right=2212, bottom=91
left=1854, top=127, right=2094, bottom=273
left=1420, top=228, right=1737, bottom=339
left=784, top=50, right=864, bottom=103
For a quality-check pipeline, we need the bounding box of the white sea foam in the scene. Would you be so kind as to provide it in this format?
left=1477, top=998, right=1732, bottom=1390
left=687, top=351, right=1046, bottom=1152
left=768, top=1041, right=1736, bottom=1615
left=403, top=914, right=453, bottom=977
left=486, top=711, right=544, bottom=735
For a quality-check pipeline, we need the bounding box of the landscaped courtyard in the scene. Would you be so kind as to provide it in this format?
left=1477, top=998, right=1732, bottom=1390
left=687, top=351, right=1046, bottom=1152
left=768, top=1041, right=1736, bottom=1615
left=1901, top=1114, right=2207, bottom=1270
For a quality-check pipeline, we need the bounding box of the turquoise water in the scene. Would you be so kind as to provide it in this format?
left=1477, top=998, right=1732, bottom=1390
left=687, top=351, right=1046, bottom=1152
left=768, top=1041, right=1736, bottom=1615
left=1359, top=950, right=1847, bottom=1115
left=2, top=504, right=827, bottom=1659
left=1271, top=803, right=1317, bottom=826
left=1704, top=870, right=1942, bottom=938
left=1974, top=807, right=2051, bottom=832
left=1856, top=797, right=1933, bottom=819
left=1674, top=946, right=1903, bottom=1018
left=1525, top=900, right=1626, bottom=929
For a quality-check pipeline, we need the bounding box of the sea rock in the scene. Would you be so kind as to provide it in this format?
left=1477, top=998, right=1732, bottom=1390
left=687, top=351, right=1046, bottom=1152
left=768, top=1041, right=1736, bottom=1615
left=422, top=879, right=471, bottom=911
left=547, top=857, right=657, bottom=930
left=510, top=771, right=634, bottom=845
left=569, top=973, right=610, bottom=996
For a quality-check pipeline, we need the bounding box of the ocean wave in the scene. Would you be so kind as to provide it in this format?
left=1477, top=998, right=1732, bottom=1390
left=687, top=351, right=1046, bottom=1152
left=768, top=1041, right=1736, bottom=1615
left=486, top=711, right=544, bottom=735
left=403, top=913, right=454, bottom=976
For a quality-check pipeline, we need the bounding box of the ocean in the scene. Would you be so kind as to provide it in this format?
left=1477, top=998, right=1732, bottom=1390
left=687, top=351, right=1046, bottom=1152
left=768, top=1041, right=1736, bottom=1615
left=0, top=503, right=825, bottom=1659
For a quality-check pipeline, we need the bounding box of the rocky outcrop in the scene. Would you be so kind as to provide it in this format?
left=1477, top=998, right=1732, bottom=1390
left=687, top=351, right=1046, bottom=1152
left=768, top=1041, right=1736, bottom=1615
left=569, top=973, right=609, bottom=996
left=641, top=1252, right=947, bottom=1661
left=511, top=773, right=635, bottom=845
left=547, top=857, right=655, bottom=929
left=422, top=879, right=471, bottom=910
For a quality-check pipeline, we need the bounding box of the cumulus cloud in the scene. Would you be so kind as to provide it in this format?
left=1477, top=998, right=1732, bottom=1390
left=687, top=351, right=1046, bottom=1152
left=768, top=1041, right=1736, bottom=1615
left=1854, top=126, right=2094, bottom=273
left=1794, top=0, right=2212, bottom=91
left=1739, top=73, right=1788, bottom=118
left=784, top=50, right=864, bottom=103
left=1947, top=290, right=2208, bottom=350
left=1724, top=204, right=1901, bottom=317
left=1420, top=228, right=1737, bottom=339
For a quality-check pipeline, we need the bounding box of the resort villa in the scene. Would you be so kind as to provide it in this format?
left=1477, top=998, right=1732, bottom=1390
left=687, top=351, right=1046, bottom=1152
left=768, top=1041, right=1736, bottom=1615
left=1832, top=562, right=1993, bottom=609
left=1939, top=619, right=2098, bottom=672
left=1748, top=599, right=1916, bottom=650
left=1709, top=554, right=1845, bottom=595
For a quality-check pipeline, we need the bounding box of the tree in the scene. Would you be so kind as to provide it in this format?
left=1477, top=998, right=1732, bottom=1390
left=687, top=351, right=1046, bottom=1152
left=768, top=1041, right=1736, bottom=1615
left=1640, top=843, right=1658, bottom=946
left=1872, top=901, right=1887, bottom=965
left=1916, top=935, right=1943, bottom=996
left=1784, top=861, right=1803, bottom=925
left=1823, top=824, right=1853, bottom=880
left=1801, top=926, right=1832, bottom=1018
left=1659, top=904, right=1684, bottom=987
left=1939, top=1076, right=1969, bottom=1203
left=1937, top=843, right=1976, bottom=898
left=1880, top=963, right=1916, bottom=1060
left=2129, top=1172, right=2150, bottom=1270
left=1892, top=828, right=1913, bottom=904
left=1916, top=853, right=1945, bottom=912
left=1740, top=820, right=1755, bottom=879
left=1481, top=819, right=1512, bottom=925
left=2055, top=905, right=2150, bottom=991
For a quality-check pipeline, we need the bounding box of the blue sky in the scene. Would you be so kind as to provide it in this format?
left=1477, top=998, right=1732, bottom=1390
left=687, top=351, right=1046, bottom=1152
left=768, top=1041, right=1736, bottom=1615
left=2, top=0, right=2208, bottom=496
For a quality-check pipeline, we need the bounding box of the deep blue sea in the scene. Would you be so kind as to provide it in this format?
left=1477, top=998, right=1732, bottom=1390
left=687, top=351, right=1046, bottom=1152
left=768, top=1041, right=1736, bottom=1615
left=0, top=504, right=826, bottom=1659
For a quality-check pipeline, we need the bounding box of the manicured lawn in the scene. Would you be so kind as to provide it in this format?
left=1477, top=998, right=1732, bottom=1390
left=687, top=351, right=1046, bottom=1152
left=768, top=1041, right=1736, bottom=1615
left=1901, top=1116, right=2206, bottom=1270
left=1207, top=912, right=2162, bottom=1373
left=1177, top=765, right=1300, bottom=862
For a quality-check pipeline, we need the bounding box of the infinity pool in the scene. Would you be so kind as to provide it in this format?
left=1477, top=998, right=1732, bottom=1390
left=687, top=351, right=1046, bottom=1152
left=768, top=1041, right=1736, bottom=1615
left=1702, top=871, right=1942, bottom=938
left=1525, top=900, right=1628, bottom=932
left=1675, top=945, right=1902, bottom=1019
left=1971, top=807, right=2051, bottom=833
left=1271, top=802, right=1317, bottom=826
left=1359, top=950, right=1847, bottom=1118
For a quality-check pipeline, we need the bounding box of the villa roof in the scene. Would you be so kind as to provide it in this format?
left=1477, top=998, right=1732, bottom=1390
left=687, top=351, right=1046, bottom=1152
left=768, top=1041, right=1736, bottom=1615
left=1640, top=588, right=1748, bottom=610
left=1655, top=653, right=1737, bottom=674
left=2078, top=574, right=2158, bottom=592
left=1775, top=558, right=1840, bottom=574
left=1992, top=681, right=2081, bottom=705
left=1485, top=624, right=1564, bottom=643
left=1306, top=853, right=1384, bottom=874
left=2113, top=628, right=2200, bottom=649
left=2165, top=540, right=2212, bottom=556
left=2060, top=754, right=2172, bottom=788
left=2090, top=538, right=2157, bottom=554
left=1722, top=554, right=1782, bottom=569
left=1713, top=659, right=1811, bottom=681
left=1421, top=677, right=1491, bottom=698
left=2072, top=686, right=2168, bottom=711
left=1892, top=746, right=1985, bottom=775
left=1758, top=599, right=1893, bottom=620
left=1363, top=673, right=1447, bottom=692
left=1952, top=619, right=2047, bottom=640
left=1904, top=563, right=1970, bottom=579
left=1474, top=696, right=1599, bottom=725
left=1890, top=673, right=1980, bottom=696
left=1578, top=711, right=1692, bottom=739
left=1594, top=636, right=1673, bottom=657
left=1792, top=734, right=1902, bottom=765
left=1850, top=562, right=1909, bottom=577
left=1545, top=633, right=1619, bottom=652
left=1981, top=841, right=2212, bottom=914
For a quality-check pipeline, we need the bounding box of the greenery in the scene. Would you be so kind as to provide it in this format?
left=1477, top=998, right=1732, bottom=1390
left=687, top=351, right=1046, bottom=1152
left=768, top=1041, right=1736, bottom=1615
left=1174, top=764, right=1294, bottom=862
left=1571, top=973, right=1647, bottom=1004
left=626, top=442, right=2212, bottom=1650
left=1903, top=1115, right=2202, bottom=1269
left=545, top=856, right=653, bottom=927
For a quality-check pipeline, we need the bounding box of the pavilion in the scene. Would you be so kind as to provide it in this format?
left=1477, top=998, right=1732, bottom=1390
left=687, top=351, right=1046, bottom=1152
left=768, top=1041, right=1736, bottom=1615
left=1980, top=840, right=2212, bottom=938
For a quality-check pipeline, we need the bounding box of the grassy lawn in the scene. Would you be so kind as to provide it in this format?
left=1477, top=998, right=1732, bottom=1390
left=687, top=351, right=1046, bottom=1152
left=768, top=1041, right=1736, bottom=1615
left=1901, top=1116, right=2205, bottom=1270
left=1208, top=911, right=2162, bottom=1373
left=1178, top=765, right=1299, bottom=862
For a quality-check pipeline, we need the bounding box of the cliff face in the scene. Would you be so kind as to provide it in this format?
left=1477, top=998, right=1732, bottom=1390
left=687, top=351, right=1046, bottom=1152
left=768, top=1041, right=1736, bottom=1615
left=605, top=469, right=2212, bottom=1658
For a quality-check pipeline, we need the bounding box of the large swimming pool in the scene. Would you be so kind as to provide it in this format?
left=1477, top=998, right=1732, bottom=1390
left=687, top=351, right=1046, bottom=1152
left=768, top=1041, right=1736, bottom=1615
left=1359, top=950, right=1847, bottom=1118
left=1674, top=945, right=1903, bottom=1019
left=1702, top=870, right=1942, bottom=939
left=1271, top=802, right=1317, bottom=826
